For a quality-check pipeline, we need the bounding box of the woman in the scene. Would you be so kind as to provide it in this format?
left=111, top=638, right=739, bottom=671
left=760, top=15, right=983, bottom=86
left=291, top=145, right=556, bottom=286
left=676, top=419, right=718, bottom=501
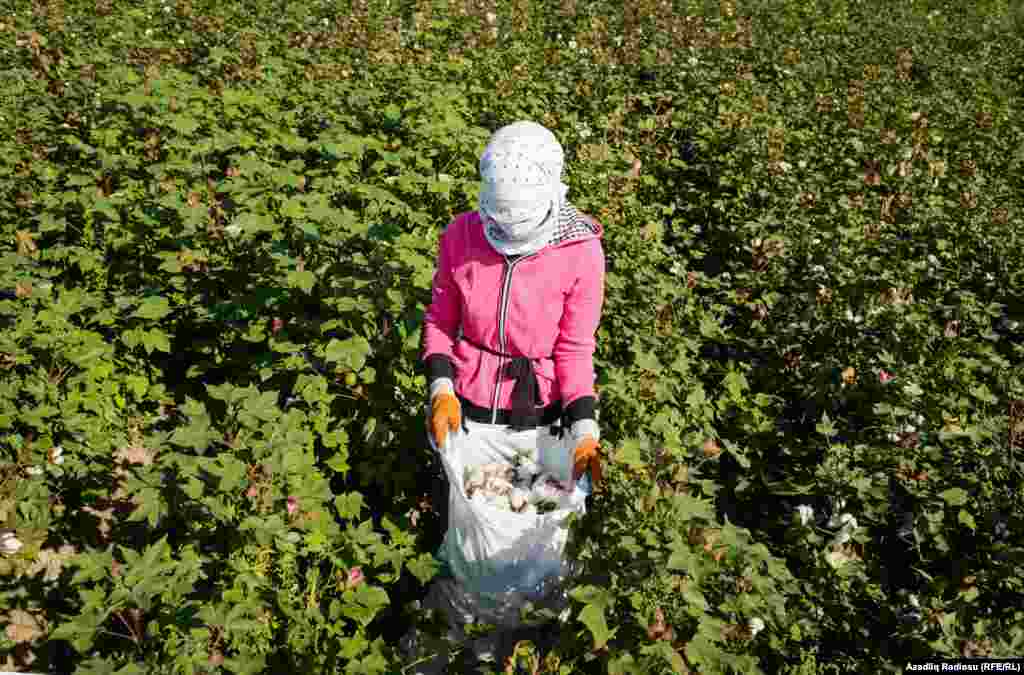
left=422, top=120, right=604, bottom=501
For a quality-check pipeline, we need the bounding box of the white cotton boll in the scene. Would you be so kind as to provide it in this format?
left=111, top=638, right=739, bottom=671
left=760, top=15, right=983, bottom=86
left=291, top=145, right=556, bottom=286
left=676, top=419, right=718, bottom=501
left=464, top=467, right=485, bottom=496
left=515, top=460, right=540, bottom=484
left=795, top=504, right=814, bottom=526
left=465, top=477, right=483, bottom=496
left=530, top=476, right=567, bottom=503
left=489, top=477, right=513, bottom=495
left=482, top=463, right=510, bottom=482
left=749, top=618, right=766, bottom=637
left=510, top=489, right=529, bottom=512
left=0, top=532, right=24, bottom=555
left=482, top=476, right=508, bottom=497
left=828, top=512, right=855, bottom=530
left=535, top=472, right=559, bottom=486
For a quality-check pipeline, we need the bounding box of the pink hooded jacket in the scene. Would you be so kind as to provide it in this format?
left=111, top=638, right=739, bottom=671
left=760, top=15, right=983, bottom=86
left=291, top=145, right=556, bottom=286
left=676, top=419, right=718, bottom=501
left=422, top=208, right=605, bottom=429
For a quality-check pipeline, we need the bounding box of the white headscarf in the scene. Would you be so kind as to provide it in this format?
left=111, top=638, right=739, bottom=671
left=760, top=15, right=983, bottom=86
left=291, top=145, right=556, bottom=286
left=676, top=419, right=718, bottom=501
left=478, top=121, right=569, bottom=256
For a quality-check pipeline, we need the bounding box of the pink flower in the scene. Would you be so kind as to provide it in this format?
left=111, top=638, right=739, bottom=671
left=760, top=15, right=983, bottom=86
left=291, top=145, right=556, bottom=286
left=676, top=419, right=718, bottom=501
left=879, top=370, right=894, bottom=384
left=286, top=496, right=299, bottom=515
left=346, top=566, right=364, bottom=590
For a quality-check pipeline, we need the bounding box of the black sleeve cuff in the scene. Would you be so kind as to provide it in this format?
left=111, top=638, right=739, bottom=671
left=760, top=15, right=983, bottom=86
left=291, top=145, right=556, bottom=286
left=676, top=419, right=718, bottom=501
left=563, top=396, right=597, bottom=425
left=424, top=354, right=455, bottom=385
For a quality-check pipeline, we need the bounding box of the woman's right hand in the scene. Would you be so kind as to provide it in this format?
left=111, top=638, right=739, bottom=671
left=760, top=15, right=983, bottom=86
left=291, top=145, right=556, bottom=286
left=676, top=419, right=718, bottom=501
left=429, top=389, right=461, bottom=449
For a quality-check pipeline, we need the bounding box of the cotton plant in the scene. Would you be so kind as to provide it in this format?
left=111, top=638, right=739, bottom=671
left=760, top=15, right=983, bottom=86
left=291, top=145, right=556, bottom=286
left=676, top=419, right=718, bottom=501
left=26, top=445, right=64, bottom=476
left=828, top=513, right=859, bottom=546
left=792, top=497, right=861, bottom=547
left=0, top=530, right=24, bottom=555
left=886, top=411, right=925, bottom=442
left=794, top=504, right=815, bottom=527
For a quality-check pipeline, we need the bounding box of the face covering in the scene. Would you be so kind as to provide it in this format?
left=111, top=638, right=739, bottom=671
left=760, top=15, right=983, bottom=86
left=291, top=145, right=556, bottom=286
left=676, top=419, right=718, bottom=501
left=478, top=121, right=569, bottom=256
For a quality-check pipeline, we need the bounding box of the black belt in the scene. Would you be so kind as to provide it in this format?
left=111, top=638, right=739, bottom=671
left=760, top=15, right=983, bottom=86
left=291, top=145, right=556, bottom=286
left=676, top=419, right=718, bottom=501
left=458, top=336, right=561, bottom=433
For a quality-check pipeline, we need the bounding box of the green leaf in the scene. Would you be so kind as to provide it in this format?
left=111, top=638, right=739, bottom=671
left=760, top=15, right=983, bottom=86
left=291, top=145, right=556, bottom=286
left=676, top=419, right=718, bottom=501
left=578, top=602, right=612, bottom=650
left=241, top=390, right=280, bottom=423
left=940, top=488, right=969, bottom=506
left=816, top=412, right=837, bottom=438
left=169, top=420, right=217, bottom=452
left=127, top=487, right=168, bottom=527
left=634, top=350, right=661, bottom=372
left=287, top=270, right=316, bottom=294
left=326, top=450, right=350, bottom=475
left=343, top=584, right=390, bottom=628
left=406, top=553, right=440, bottom=585
left=614, top=439, right=646, bottom=470
left=569, top=585, right=611, bottom=606
left=334, top=492, right=365, bottom=520
left=299, top=221, right=321, bottom=240
left=685, top=384, right=707, bottom=409
left=723, top=369, right=748, bottom=400
left=671, top=493, right=715, bottom=520
left=132, top=296, right=172, bottom=320
left=234, top=212, right=275, bottom=234
left=608, top=653, right=642, bottom=675
left=141, top=328, right=171, bottom=354
left=667, top=544, right=693, bottom=571
left=324, top=335, right=372, bottom=371
left=957, top=509, right=976, bottom=531
left=903, top=382, right=924, bottom=398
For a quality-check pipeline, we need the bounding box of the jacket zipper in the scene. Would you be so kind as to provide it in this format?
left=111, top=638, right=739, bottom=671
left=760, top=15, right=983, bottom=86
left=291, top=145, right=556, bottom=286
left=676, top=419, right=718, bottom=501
left=490, top=253, right=536, bottom=424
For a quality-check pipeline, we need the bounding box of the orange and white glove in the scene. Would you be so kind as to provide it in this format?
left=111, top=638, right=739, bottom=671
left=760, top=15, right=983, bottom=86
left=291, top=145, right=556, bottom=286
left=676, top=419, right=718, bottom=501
left=570, top=420, right=602, bottom=488
left=428, top=379, right=461, bottom=449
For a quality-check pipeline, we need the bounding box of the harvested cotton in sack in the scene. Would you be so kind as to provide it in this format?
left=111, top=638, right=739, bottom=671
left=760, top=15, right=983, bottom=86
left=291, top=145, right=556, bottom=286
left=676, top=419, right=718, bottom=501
left=432, top=420, right=589, bottom=606
left=400, top=417, right=592, bottom=671
left=462, top=457, right=574, bottom=516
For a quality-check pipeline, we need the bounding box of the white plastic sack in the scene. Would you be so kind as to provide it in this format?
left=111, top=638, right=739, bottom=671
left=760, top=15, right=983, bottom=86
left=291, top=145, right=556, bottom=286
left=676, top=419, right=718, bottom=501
left=431, top=418, right=590, bottom=623
left=401, top=416, right=591, bottom=671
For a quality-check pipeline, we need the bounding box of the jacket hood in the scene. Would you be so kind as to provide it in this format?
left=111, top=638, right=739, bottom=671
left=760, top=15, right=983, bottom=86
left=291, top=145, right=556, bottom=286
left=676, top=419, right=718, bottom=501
left=548, top=201, right=603, bottom=249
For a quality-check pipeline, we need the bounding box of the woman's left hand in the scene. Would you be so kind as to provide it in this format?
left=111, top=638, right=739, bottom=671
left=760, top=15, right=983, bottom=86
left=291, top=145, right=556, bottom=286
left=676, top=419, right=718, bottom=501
left=572, top=435, right=602, bottom=488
